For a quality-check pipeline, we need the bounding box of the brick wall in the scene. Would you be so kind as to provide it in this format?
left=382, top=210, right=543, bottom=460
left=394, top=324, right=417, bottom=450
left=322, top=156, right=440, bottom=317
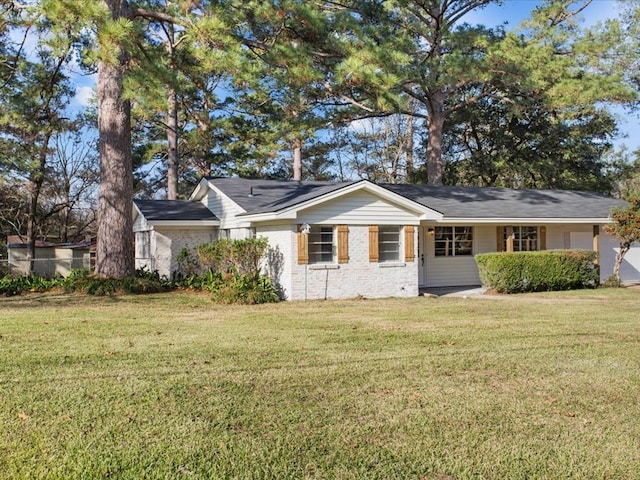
left=152, top=228, right=216, bottom=279
left=260, top=224, right=418, bottom=301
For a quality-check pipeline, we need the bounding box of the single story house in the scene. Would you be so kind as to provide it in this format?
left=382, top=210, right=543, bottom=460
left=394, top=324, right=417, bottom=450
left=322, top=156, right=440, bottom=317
left=133, top=177, right=640, bottom=300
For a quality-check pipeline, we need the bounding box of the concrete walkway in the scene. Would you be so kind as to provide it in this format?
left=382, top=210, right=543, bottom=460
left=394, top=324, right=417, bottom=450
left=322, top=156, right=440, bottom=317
left=419, top=285, right=486, bottom=298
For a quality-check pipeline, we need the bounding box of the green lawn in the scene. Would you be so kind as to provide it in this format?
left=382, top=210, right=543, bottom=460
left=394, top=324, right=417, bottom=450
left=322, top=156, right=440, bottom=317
left=1, top=289, right=639, bottom=479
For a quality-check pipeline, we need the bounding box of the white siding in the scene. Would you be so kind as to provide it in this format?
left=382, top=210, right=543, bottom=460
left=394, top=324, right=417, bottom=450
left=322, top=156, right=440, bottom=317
left=600, top=232, right=640, bottom=283
left=299, top=190, right=420, bottom=225
left=424, top=225, right=491, bottom=287
left=423, top=223, right=606, bottom=288
left=203, top=186, right=246, bottom=229
left=133, top=213, right=149, bottom=232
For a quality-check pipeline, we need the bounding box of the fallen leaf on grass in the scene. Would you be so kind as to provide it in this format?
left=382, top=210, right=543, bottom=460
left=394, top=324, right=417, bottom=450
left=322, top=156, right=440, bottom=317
left=17, top=412, right=29, bottom=420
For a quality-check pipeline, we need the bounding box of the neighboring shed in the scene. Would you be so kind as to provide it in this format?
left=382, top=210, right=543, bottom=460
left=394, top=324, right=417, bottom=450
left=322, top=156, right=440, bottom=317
left=6, top=236, right=94, bottom=276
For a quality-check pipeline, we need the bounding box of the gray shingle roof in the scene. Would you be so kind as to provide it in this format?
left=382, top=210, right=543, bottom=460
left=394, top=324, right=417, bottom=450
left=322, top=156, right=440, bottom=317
left=207, top=178, right=624, bottom=219
left=134, top=199, right=218, bottom=221
left=205, top=177, right=359, bottom=215
left=382, top=184, right=626, bottom=219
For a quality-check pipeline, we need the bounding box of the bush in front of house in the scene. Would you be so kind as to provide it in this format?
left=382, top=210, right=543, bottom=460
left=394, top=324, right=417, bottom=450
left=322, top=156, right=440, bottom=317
left=61, top=268, right=169, bottom=295
left=176, top=238, right=280, bottom=304
left=474, top=250, right=599, bottom=294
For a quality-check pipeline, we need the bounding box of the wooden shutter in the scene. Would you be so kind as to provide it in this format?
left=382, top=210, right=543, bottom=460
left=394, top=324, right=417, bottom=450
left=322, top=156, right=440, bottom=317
left=539, top=226, right=547, bottom=250
left=505, top=226, right=514, bottom=252
left=369, top=225, right=379, bottom=262
left=297, top=225, right=308, bottom=265
left=337, top=225, right=349, bottom=264
left=404, top=225, right=415, bottom=262
left=496, top=226, right=504, bottom=252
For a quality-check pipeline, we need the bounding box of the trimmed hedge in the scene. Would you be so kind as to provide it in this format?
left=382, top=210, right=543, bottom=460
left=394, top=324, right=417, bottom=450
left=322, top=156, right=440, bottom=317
left=475, top=250, right=599, bottom=294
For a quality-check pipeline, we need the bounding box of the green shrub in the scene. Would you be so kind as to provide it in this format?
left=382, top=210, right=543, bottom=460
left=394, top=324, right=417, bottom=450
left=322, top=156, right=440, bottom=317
left=196, top=238, right=269, bottom=276
left=210, top=273, right=280, bottom=305
left=475, top=250, right=599, bottom=294
left=602, top=274, right=624, bottom=288
left=0, top=273, right=60, bottom=296
left=174, top=247, right=200, bottom=280
left=62, top=269, right=167, bottom=295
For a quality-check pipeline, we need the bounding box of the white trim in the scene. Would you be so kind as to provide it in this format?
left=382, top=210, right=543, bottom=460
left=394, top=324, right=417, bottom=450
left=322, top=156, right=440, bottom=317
left=433, top=217, right=611, bottom=225
left=145, top=220, right=220, bottom=228
left=188, top=177, right=211, bottom=202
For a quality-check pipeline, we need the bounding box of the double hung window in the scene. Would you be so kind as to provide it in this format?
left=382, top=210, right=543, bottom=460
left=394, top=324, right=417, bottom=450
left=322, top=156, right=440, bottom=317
left=308, top=226, right=335, bottom=264
left=378, top=226, right=401, bottom=262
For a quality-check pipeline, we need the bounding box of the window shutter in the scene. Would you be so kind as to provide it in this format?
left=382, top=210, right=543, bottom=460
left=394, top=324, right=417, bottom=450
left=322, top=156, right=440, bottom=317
left=496, top=226, right=504, bottom=252
left=404, top=225, right=415, bottom=262
left=297, top=225, right=308, bottom=265
left=337, top=225, right=349, bottom=264
left=369, top=225, right=379, bottom=262
left=539, top=226, right=547, bottom=250
left=505, top=226, right=514, bottom=252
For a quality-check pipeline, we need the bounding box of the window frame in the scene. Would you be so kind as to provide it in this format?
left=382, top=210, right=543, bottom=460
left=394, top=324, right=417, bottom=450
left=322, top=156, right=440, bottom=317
left=434, top=226, right=474, bottom=257
left=504, top=226, right=539, bottom=252
left=377, top=225, right=401, bottom=262
left=307, top=225, right=335, bottom=264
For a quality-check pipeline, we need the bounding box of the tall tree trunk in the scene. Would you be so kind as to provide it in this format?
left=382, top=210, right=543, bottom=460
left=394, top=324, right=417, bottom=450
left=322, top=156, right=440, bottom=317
left=166, top=23, right=179, bottom=200
left=166, top=85, right=179, bottom=199
left=406, top=111, right=414, bottom=184
left=26, top=179, right=40, bottom=274
left=426, top=91, right=445, bottom=186
left=613, top=242, right=630, bottom=281
left=95, top=0, right=134, bottom=278
left=292, top=138, right=302, bottom=181
left=26, top=141, right=48, bottom=274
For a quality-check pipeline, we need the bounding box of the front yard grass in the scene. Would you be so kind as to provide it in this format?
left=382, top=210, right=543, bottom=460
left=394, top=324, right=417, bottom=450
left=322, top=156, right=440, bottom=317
left=1, top=289, right=639, bottom=479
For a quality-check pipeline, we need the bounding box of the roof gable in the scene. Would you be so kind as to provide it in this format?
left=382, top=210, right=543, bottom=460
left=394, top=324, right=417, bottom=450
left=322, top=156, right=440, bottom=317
left=203, top=177, right=442, bottom=221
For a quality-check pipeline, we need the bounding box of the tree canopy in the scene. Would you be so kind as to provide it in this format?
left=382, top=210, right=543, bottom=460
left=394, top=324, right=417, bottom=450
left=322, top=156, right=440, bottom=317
left=2, top=0, right=640, bottom=277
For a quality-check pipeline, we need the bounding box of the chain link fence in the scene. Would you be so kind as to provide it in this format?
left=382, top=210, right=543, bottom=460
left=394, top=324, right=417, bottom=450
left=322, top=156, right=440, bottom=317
left=1, top=253, right=94, bottom=277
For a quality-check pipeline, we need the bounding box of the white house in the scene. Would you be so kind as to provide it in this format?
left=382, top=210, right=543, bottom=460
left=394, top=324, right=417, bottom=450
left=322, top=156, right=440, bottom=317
left=132, top=177, right=639, bottom=300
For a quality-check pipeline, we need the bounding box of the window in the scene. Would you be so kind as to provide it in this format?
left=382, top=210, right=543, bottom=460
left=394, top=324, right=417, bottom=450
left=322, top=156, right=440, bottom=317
left=378, top=226, right=401, bottom=262
left=504, top=226, right=538, bottom=252
left=308, top=226, right=334, bottom=263
left=135, top=231, right=150, bottom=259
left=434, top=226, right=473, bottom=257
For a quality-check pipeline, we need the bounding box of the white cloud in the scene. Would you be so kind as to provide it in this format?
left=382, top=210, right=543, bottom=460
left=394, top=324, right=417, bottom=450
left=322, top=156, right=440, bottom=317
left=73, top=85, right=95, bottom=107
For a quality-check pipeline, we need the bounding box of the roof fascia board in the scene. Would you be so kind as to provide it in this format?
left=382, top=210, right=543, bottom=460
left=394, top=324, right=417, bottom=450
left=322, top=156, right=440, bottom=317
left=147, top=220, right=220, bottom=228
left=188, top=177, right=210, bottom=201
left=432, top=217, right=611, bottom=224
